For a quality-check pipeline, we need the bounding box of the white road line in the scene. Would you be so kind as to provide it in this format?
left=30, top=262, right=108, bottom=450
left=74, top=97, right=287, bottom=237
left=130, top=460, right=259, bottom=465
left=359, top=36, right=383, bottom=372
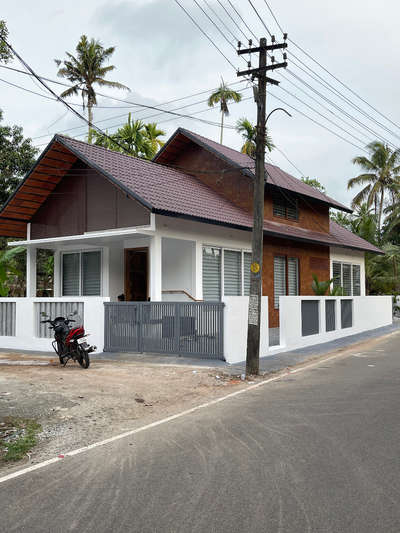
left=0, top=347, right=382, bottom=485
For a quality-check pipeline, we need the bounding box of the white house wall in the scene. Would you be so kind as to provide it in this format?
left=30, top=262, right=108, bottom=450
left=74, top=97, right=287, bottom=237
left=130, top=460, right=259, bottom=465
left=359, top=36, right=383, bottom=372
left=329, top=247, right=366, bottom=295
left=162, top=237, right=196, bottom=301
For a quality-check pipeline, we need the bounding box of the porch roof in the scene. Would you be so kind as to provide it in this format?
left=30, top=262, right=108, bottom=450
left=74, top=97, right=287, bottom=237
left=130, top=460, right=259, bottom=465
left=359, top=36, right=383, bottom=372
left=0, top=134, right=383, bottom=255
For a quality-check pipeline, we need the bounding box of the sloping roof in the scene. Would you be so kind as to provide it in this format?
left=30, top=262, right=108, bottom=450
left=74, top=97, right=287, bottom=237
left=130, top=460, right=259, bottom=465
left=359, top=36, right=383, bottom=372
left=0, top=133, right=382, bottom=254
left=155, top=128, right=352, bottom=213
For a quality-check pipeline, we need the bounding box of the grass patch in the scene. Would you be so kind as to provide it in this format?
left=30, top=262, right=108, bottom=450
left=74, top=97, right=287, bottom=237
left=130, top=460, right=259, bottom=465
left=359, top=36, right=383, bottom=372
left=0, top=417, right=42, bottom=462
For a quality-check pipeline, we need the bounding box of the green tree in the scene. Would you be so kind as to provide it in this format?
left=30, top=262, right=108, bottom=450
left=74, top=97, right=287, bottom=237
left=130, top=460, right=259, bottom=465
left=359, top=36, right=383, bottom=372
left=0, top=20, right=13, bottom=64
left=301, top=176, right=326, bottom=193
left=348, top=141, right=400, bottom=233
left=0, top=246, right=25, bottom=297
left=144, top=123, right=166, bottom=157
left=91, top=115, right=166, bottom=159
left=208, top=79, right=242, bottom=144
left=235, top=117, right=274, bottom=158
left=55, top=35, right=130, bottom=143
left=0, top=110, right=38, bottom=207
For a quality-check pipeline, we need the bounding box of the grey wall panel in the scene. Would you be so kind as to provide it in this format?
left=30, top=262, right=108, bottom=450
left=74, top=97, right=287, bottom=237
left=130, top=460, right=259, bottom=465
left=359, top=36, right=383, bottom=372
left=325, top=300, right=336, bottom=332
left=341, top=299, right=353, bottom=329
left=0, top=302, right=16, bottom=336
left=301, top=300, right=319, bottom=336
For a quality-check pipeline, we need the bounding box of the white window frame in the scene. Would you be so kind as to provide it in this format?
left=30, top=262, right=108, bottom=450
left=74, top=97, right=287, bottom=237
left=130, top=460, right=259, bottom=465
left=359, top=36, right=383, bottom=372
left=61, top=249, right=103, bottom=297
left=332, top=261, right=361, bottom=296
left=202, top=245, right=252, bottom=299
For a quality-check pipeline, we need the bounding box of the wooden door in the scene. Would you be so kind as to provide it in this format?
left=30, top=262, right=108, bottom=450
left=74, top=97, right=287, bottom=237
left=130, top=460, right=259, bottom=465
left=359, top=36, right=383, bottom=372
left=125, top=248, right=148, bottom=301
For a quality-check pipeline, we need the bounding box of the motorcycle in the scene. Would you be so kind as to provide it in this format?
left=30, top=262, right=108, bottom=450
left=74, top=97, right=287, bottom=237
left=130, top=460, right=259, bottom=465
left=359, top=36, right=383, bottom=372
left=40, top=311, right=96, bottom=369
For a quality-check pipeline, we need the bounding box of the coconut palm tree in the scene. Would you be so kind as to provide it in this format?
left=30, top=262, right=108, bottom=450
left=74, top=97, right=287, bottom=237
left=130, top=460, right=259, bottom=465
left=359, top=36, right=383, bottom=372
left=144, top=123, right=166, bottom=158
left=235, top=117, right=274, bottom=158
left=55, top=35, right=130, bottom=143
left=348, top=141, right=400, bottom=232
left=208, top=79, right=242, bottom=144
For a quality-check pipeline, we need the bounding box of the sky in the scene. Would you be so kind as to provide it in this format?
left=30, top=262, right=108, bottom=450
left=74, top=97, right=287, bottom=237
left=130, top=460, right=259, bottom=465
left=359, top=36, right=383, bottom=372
left=1, top=0, right=400, bottom=207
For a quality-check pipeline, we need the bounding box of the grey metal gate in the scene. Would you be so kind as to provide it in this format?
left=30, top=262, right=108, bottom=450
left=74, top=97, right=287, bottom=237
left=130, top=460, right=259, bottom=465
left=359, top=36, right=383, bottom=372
left=104, top=301, right=224, bottom=360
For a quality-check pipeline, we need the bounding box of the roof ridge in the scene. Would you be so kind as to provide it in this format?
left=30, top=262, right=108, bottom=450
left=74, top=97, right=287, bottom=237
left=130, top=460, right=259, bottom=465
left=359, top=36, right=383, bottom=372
left=57, top=134, right=198, bottom=178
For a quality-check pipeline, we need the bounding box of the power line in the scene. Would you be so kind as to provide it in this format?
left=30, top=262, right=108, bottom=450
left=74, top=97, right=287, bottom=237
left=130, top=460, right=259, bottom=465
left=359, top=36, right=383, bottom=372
left=259, top=0, right=400, bottom=134
left=240, top=0, right=400, bottom=146
left=268, top=91, right=367, bottom=152
left=201, top=0, right=240, bottom=43
left=226, top=0, right=258, bottom=41
left=246, top=0, right=272, bottom=37
left=31, top=84, right=251, bottom=141
left=173, top=0, right=237, bottom=69
left=216, top=0, right=248, bottom=42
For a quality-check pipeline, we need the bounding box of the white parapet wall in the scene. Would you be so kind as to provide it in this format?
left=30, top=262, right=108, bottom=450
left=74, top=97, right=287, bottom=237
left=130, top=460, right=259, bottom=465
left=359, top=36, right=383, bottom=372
left=278, top=295, right=392, bottom=353
left=0, top=297, right=109, bottom=353
left=222, top=296, right=269, bottom=364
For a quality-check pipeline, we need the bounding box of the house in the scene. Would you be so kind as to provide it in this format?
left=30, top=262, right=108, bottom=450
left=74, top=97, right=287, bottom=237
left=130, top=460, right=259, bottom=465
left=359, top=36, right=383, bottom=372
left=0, top=128, right=389, bottom=362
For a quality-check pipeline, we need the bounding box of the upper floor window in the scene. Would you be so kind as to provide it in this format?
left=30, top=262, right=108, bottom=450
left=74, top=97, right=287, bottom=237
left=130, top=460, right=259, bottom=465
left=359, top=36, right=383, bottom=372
left=62, top=251, right=102, bottom=296
left=202, top=247, right=252, bottom=301
left=332, top=261, right=361, bottom=296
left=273, top=194, right=299, bottom=221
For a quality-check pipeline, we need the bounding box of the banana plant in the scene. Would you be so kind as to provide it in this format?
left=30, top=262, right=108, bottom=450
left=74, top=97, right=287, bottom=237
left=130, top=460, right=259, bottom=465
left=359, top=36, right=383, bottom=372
left=311, top=274, right=344, bottom=296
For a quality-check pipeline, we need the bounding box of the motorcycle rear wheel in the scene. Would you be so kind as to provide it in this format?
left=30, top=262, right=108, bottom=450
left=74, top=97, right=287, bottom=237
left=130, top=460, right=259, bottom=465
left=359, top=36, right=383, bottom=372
left=77, top=345, right=90, bottom=369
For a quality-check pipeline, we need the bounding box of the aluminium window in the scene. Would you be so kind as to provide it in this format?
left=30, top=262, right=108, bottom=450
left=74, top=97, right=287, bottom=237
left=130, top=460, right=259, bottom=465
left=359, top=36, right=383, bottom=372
left=202, top=247, right=252, bottom=300
left=62, top=251, right=102, bottom=296
left=274, top=256, right=299, bottom=309
left=332, top=261, right=361, bottom=296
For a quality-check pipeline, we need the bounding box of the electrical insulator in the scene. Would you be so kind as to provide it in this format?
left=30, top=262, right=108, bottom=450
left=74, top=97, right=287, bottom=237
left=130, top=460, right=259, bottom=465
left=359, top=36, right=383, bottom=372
left=237, top=41, right=241, bottom=49
left=249, top=39, right=252, bottom=46
left=248, top=61, right=251, bottom=68
left=271, top=56, right=275, bottom=63
left=272, top=35, right=276, bottom=43
left=283, top=33, right=288, bottom=40
left=283, top=53, right=287, bottom=60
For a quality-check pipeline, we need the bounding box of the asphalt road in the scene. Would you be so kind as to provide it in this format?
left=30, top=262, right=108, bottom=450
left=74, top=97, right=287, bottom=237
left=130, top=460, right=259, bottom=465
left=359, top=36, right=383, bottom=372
left=2, top=331, right=400, bottom=533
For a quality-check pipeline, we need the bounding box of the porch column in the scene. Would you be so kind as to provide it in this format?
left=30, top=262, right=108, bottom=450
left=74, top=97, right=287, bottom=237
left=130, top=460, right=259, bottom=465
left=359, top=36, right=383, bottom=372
left=150, top=234, right=162, bottom=301
left=53, top=250, right=61, bottom=297
left=194, top=241, right=203, bottom=300
left=26, top=246, right=37, bottom=297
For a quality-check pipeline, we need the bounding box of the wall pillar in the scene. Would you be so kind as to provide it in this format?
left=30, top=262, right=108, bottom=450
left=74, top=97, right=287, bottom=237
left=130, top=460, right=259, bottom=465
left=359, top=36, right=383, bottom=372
left=150, top=234, right=162, bottom=301
left=26, top=247, right=37, bottom=298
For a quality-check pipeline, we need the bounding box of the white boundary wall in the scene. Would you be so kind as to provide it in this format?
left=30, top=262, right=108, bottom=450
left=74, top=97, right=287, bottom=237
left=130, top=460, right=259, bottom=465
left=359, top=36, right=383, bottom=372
left=0, top=297, right=109, bottom=353
left=278, top=295, right=392, bottom=353
left=223, top=296, right=268, bottom=364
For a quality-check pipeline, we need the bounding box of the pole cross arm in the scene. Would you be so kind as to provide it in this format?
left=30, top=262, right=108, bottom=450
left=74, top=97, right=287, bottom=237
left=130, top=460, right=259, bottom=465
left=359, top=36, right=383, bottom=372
left=237, top=42, right=287, bottom=55
left=237, top=63, right=287, bottom=78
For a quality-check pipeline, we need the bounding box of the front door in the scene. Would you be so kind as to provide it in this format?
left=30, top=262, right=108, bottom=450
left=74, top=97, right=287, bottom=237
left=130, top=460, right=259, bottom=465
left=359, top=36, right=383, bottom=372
left=125, top=248, right=148, bottom=301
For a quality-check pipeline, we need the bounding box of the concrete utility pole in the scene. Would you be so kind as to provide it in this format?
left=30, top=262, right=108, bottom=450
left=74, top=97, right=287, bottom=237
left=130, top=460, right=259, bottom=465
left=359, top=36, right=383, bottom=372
left=237, top=36, right=288, bottom=375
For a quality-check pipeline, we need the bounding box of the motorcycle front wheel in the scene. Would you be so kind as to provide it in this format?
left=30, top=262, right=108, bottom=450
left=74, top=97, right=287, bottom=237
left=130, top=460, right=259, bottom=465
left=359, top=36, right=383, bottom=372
left=77, top=344, right=90, bottom=369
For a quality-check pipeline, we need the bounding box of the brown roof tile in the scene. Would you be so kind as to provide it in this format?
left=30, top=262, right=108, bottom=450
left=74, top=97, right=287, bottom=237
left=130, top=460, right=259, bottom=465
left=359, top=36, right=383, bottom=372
left=0, top=133, right=382, bottom=254
left=59, top=135, right=382, bottom=254
left=157, top=128, right=352, bottom=213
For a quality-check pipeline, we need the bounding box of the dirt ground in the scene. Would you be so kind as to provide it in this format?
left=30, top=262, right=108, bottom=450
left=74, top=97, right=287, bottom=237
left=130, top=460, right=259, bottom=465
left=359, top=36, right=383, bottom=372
left=0, top=352, right=255, bottom=475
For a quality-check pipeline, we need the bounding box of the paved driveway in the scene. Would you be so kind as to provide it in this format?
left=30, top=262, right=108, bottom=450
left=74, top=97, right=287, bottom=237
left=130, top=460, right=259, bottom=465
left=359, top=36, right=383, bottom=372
left=2, top=331, right=400, bottom=532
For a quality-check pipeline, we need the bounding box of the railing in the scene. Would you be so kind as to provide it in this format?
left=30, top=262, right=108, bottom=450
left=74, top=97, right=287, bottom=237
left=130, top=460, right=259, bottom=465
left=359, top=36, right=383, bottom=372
left=162, top=290, right=201, bottom=302
left=104, top=301, right=225, bottom=360
left=0, top=301, right=16, bottom=336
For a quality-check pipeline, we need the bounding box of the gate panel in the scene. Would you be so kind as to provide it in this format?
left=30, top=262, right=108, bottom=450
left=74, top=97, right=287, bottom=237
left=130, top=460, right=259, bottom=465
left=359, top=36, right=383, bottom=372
left=104, top=301, right=224, bottom=360
left=104, top=302, right=140, bottom=352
